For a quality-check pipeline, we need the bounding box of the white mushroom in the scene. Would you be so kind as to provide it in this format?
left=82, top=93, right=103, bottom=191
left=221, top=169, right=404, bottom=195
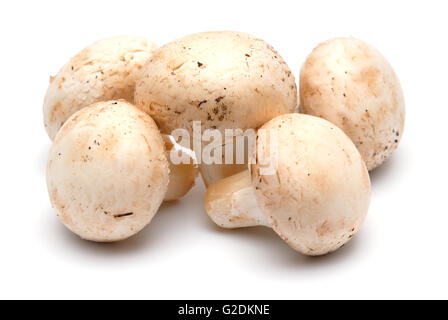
left=47, top=100, right=173, bottom=242
left=135, top=31, right=298, bottom=186
left=205, top=113, right=371, bottom=256
left=300, top=37, right=405, bottom=170
left=43, top=36, right=198, bottom=200
left=43, top=35, right=158, bottom=141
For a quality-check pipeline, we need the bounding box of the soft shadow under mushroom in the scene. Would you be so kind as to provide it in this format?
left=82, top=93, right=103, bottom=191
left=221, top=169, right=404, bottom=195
left=208, top=222, right=370, bottom=275
left=40, top=178, right=209, bottom=259
left=369, top=144, right=411, bottom=187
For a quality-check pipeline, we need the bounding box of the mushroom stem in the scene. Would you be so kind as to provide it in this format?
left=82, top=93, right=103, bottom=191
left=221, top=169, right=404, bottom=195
left=204, top=170, right=268, bottom=228
left=165, top=162, right=198, bottom=201
left=199, top=162, right=247, bottom=188
left=163, top=135, right=199, bottom=201
left=198, top=134, right=251, bottom=187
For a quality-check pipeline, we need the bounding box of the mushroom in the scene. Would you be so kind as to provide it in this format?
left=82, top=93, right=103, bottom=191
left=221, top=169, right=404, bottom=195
left=135, top=31, right=298, bottom=186
left=43, top=36, right=197, bottom=201
left=300, top=37, right=405, bottom=170
left=43, top=35, right=158, bottom=141
left=205, top=113, right=371, bottom=256
left=46, top=100, right=194, bottom=242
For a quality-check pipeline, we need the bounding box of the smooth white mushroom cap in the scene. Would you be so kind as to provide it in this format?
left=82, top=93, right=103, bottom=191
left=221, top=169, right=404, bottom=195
left=43, top=36, right=158, bottom=140
left=250, top=113, right=371, bottom=256
left=135, top=31, right=297, bottom=134
left=300, top=38, right=405, bottom=170
left=46, top=100, right=169, bottom=242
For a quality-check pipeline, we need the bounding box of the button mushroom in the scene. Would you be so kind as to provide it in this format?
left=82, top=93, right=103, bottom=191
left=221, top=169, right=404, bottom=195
left=43, top=35, right=158, bottom=141
left=300, top=37, right=405, bottom=170
left=46, top=100, right=190, bottom=242
left=43, top=36, right=198, bottom=201
left=135, top=31, right=298, bottom=186
left=205, top=113, right=371, bottom=256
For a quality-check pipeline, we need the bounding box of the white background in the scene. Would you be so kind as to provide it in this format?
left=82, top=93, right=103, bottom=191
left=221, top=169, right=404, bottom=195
left=0, top=0, right=447, bottom=299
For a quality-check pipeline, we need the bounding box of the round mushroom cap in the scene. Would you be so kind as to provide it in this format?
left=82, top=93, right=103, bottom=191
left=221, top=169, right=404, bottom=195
left=135, top=31, right=297, bottom=134
left=300, top=38, right=405, bottom=170
left=43, top=36, right=158, bottom=140
left=46, top=100, right=169, bottom=242
left=250, top=113, right=371, bottom=256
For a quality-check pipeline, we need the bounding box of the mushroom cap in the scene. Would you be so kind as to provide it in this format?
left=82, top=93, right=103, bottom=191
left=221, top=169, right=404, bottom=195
left=135, top=31, right=297, bottom=134
left=250, top=113, right=371, bottom=256
left=300, top=37, right=405, bottom=170
left=43, top=36, right=158, bottom=140
left=46, top=100, right=169, bottom=242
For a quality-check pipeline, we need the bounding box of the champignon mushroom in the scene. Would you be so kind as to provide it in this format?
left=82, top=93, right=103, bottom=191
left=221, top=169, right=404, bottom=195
left=47, top=100, right=178, bottom=242
left=43, top=35, right=158, bottom=141
left=205, top=113, right=371, bottom=256
left=43, top=36, right=198, bottom=201
left=300, top=37, right=405, bottom=170
left=135, top=31, right=298, bottom=186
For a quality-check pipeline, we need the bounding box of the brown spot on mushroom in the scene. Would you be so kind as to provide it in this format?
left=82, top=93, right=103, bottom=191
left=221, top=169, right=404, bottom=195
left=141, top=134, right=152, bottom=153
left=50, top=101, right=64, bottom=123
left=317, top=221, right=331, bottom=237
left=254, top=88, right=263, bottom=95
left=114, top=212, right=134, bottom=218
left=57, top=77, right=66, bottom=89
left=198, top=100, right=207, bottom=108
left=171, top=62, right=185, bottom=72
left=355, top=66, right=382, bottom=95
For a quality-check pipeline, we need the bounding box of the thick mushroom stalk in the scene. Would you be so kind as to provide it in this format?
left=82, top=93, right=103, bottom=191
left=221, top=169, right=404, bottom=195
left=204, top=114, right=371, bottom=256
left=197, top=134, right=250, bottom=187
left=163, top=135, right=199, bottom=201
left=205, top=171, right=268, bottom=228
left=199, top=162, right=247, bottom=188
